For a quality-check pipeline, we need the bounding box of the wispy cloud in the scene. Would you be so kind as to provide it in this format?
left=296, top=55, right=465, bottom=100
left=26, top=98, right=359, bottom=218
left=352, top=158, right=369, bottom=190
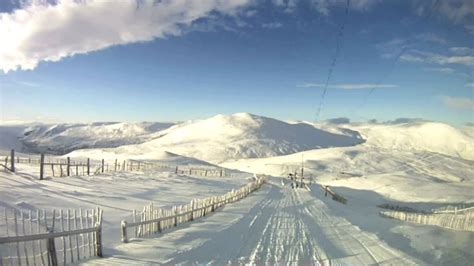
left=465, top=83, right=474, bottom=88
left=262, top=22, right=283, bottom=29
left=416, top=0, right=474, bottom=24
left=449, top=47, right=474, bottom=55
left=441, top=95, right=474, bottom=109
left=271, top=0, right=380, bottom=15
left=16, top=81, right=40, bottom=87
left=423, top=67, right=455, bottom=74
left=400, top=50, right=474, bottom=66
left=0, top=0, right=252, bottom=73
left=465, top=25, right=474, bottom=34
left=415, top=32, right=447, bottom=45
left=435, top=0, right=474, bottom=24
left=300, top=83, right=398, bottom=89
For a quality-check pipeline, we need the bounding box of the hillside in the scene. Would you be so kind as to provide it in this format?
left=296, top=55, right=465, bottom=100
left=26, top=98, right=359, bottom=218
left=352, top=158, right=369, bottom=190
left=67, top=113, right=365, bottom=163
left=14, top=121, right=175, bottom=154
left=351, top=121, right=474, bottom=160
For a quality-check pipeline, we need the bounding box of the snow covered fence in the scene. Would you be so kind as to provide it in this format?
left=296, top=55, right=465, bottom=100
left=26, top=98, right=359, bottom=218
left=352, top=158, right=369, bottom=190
left=0, top=207, right=103, bottom=265
left=380, top=210, right=474, bottom=232
left=120, top=176, right=266, bottom=243
left=0, top=150, right=229, bottom=179
left=432, top=206, right=474, bottom=214
left=320, top=185, right=347, bottom=204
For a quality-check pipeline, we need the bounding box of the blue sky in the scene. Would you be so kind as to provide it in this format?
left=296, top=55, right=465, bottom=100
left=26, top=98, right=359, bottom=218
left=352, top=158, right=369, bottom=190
left=0, top=0, right=472, bottom=126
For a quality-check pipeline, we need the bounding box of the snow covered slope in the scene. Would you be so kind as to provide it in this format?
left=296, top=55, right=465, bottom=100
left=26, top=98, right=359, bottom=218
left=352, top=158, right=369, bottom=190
left=351, top=121, right=474, bottom=160
left=67, top=113, right=364, bottom=163
left=10, top=122, right=175, bottom=154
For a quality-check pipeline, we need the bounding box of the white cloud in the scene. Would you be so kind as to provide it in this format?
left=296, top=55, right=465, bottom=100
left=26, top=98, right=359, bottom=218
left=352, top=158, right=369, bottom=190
left=441, top=95, right=474, bottom=109
left=300, top=83, right=398, bottom=89
left=0, top=0, right=252, bottom=73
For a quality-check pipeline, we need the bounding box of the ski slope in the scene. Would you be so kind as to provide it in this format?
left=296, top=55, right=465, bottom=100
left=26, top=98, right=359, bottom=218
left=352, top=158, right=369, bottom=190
left=87, top=179, right=421, bottom=265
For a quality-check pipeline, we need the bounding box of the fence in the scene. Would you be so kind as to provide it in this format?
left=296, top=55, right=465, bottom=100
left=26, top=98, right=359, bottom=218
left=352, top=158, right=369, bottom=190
left=0, top=149, right=228, bottom=180
left=120, top=176, right=266, bottom=243
left=380, top=210, right=474, bottom=232
left=432, top=205, right=474, bottom=214
left=320, top=185, right=347, bottom=204
left=0, top=207, right=103, bottom=265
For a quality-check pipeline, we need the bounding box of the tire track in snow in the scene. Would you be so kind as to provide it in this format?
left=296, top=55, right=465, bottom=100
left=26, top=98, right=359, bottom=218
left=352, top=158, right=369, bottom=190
left=296, top=187, right=420, bottom=265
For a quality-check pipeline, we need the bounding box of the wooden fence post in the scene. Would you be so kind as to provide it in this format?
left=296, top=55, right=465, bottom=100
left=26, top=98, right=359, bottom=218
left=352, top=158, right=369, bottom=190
left=175, top=166, right=178, bottom=174
left=114, top=159, right=118, bottom=172
left=40, top=154, right=45, bottom=180
left=173, top=207, right=178, bottom=227
left=96, top=208, right=103, bottom=257
left=137, top=161, right=140, bottom=171
left=190, top=200, right=194, bottom=221
left=48, top=209, right=58, bottom=266
left=121, top=221, right=128, bottom=243
left=10, top=149, right=15, bottom=172
left=67, top=157, right=71, bottom=176
left=87, top=158, right=90, bottom=175
left=101, top=159, right=104, bottom=173
left=220, top=169, right=223, bottom=177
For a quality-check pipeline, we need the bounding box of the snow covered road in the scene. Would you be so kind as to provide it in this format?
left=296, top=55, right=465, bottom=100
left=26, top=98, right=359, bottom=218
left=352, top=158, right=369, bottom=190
left=89, top=178, right=420, bottom=265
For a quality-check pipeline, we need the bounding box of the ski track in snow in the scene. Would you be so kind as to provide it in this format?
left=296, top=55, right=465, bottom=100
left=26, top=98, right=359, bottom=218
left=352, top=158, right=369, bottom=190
left=92, top=179, right=420, bottom=265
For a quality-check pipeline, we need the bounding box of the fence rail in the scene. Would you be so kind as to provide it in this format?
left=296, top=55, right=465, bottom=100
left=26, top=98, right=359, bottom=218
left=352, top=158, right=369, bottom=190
left=0, top=207, right=103, bottom=266
left=121, top=176, right=266, bottom=243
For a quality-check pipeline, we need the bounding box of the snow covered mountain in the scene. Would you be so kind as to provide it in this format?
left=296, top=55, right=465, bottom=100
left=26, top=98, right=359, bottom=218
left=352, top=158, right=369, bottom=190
left=1, top=113, right=472, bottom=163
left=351, top=121, right=474, bottom=160
left=67, top=113, right=365, bottom=163
left=7, top=121, right=175, bottom=154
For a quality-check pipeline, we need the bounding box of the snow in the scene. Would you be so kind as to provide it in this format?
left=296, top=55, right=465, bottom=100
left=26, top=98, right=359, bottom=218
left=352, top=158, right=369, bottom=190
left=5, top=121, right=175, bottom=155
left=66, top=113, right=364, bottom=163
left=0, top=164, right=251, bottom=249
left=1, top=112, right=473, bottom=264
left=348, top=121, right=474, bottom=160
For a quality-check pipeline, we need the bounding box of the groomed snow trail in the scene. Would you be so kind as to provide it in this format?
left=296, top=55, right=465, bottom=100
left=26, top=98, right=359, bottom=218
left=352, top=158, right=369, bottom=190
left=88, top=178, right=420, bottom=265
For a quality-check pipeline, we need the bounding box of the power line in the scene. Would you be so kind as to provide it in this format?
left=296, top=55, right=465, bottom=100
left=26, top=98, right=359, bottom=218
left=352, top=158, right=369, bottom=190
left=314, top=0, right=351, bottom=122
